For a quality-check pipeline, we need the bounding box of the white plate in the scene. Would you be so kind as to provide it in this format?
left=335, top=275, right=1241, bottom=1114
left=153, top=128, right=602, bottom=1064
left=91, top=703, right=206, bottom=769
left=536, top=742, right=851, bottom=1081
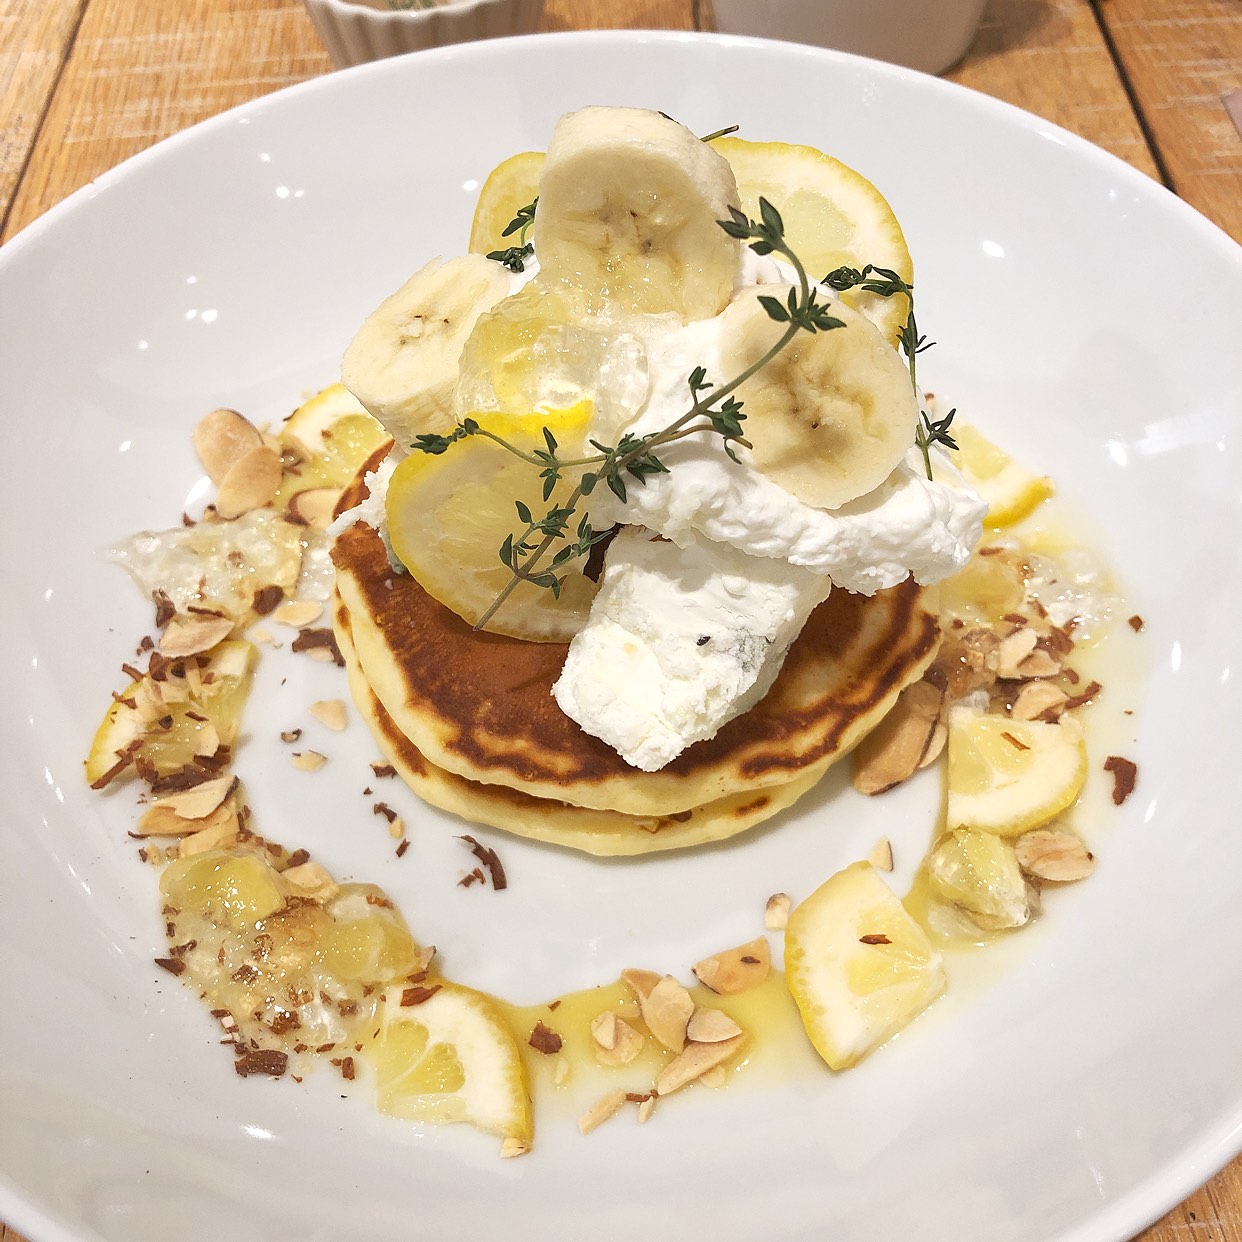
left=2, top=30, right=1240, bottom=1242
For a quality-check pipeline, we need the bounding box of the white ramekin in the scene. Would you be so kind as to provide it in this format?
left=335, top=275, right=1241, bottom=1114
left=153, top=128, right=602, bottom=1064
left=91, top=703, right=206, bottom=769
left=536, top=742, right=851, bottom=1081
left=302, top=0, right=546, bottom=69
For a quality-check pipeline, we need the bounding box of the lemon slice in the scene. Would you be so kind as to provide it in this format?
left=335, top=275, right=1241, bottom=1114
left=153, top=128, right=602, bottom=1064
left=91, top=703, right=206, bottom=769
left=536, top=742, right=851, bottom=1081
left=785, top=860, right=946, bottom=1070
left=86, top=639, right=257, bottom=786
left=274, top=383, right=390, bottom=502
left=468, top=139, right=913, bottom=345
left=946, top=708, right=1087, bottom=837
left=366, top=981, right=533, bottom=1151
left=468, top=151, right=544, bottom=257
left=712, top=136, right=913, bottom=346
left=952, top=423, right=1054, bottom=528
left=384, top=404, right=599, bottom=642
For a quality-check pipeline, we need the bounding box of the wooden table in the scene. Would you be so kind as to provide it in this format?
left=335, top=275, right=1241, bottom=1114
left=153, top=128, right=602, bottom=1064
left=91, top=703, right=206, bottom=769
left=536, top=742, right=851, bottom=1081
left=0, top=1, right=1238, bottom=1239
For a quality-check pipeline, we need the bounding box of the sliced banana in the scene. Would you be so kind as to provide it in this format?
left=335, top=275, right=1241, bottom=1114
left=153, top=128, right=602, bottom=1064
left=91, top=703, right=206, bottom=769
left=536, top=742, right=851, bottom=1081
left=717, top=286, right=918, bottom=510
left=341, top=254, right=511, bottom=447
left=535, top=106, right=742, bottom=322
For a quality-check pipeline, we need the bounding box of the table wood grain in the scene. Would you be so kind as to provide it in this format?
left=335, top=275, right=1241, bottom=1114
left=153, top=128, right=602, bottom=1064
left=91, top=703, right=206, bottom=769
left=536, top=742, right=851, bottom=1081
left=0, top=1, right=1239, bottom=1239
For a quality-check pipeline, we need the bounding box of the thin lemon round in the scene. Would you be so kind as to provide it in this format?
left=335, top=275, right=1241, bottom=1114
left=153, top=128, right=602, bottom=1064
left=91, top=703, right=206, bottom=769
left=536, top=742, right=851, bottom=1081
left=275, top=383, right=389, bottom=502
left=366, top=981, right=533, bottom=1151
left=384, top=404, right=599, bottom=642
left=713, top=136, right=913, bottom=346
left=946, top=709, right=1088, bottom=837
left=785, top=861, right=946, bottom=1070
left=468, top=151, right=544, bottom=257
left=952, top=422, right=1054, bottom=528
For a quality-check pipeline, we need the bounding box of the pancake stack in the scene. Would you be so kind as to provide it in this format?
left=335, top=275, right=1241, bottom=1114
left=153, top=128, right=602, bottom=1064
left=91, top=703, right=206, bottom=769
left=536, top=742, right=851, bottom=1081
left=331, top=459, right=940, bottom=856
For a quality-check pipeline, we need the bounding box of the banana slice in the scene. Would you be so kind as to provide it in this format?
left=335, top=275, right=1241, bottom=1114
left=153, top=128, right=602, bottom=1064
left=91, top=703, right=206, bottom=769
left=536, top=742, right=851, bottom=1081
left=535, top=106, right=742, bottom=322
left=341, top=254, right=511, bottom=448
left=717, top=285, right=918, bottom=510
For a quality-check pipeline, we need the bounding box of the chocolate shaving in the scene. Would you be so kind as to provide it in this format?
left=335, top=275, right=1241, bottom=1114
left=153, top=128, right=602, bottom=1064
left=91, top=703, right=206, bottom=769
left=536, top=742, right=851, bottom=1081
left=1128, top=615, right=1144, bottom=632
left=528, top=1022, right=563, bottom=1054
left=372, top=801, right=398, bottom=823
left=458, top=834, right=507, bottom=891
left=252, top=585, right=285, bottom=616
left=396, top=839, right=410, bottom=858
left=1000, top=730, right=1030, bottom=751
left=291, top=628, right=344, bottom=667
left=458, top=868, right=485, bottom=888
left=1062, top=680, right=1102, bottom=711
left=286, top=848, right=310, bottom=868
left=152, top=589, right=176, bottom=629
left=339, top=1056, right=356, bottom=1081
left=400, top=985, right=442, bottom=1007
left=1103, top=755, right=1138, bottom=805
left=370, top=762, right=397, bottom=779
left=859, top=934, right=892, bottom=945
left=154, top=956, right=186, bottom=975
left=234, top=1049, right=289, bottom=1078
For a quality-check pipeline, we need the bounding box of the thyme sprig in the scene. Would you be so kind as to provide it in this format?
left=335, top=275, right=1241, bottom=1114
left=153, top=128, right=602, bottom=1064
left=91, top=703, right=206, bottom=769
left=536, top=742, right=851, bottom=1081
left=486, top=198, right=538, bottom=273
left=823, top=263, right=956, bottom=479
left=418, top=197, right=845, bottom=630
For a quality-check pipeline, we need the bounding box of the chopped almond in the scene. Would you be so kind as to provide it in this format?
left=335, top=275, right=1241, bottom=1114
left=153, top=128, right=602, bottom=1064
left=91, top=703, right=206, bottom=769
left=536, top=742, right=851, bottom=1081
left=686, top=1008, right=743, bottom=1044
left=764, top=892, right=792, bottom=931
left=655, top=1033, right=745, bottom=1096
left=867, top=837, right=895, bottom=872
left=309, top=699, right=348, bottom=731
left=692, top=937, right=771, bottom=995
left=639, top=976, right=694, bottom=1053
left=621, top=968, right=661, bottom=1003
left=291, top=750, right=328, bottom=772
left=159, top=614, right=234, bottom=659
left=578, top=1088, right=628, bottom=1135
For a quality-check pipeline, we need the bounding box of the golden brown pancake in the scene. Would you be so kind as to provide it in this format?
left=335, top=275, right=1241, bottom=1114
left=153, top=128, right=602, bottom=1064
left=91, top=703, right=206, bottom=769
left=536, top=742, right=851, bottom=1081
left=336, top=598, right=830, bottom=855
left=331, top=459, right=940, bottom=819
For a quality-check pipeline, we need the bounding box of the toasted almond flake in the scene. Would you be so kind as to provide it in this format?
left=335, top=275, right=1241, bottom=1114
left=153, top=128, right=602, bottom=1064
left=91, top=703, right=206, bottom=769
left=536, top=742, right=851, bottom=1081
left=692, top=937, right=771, bottom=996
left=919, top=720, right=948, bottom=768
left=1016, top=647, right=1062, bottom=678
left=135, top=799, right=237, bottom=838
left=639, top=976, right=694, bottom=1053
left=578, top=1088, right=629, bottom=1136
left=281, top=861, right=338, bottom=902
left=154, top=774, right=237, bottom=820
left=309, top=699, right=348, bottom=731
left=868, top=837, right=895, bottom=872
left=996, top=628, right=1039, bottom=678
left=593, top=1016, right=644, bottom=1067
left=621, top=968, right=661, bottom=1003
left=291, top=750, right=328, bottom=772
left=686, top=1008, right=743, bottom=1044
left=655, top=1033, right=745, bottom=1096
left=500, top=1136, right=531, bottom=1159
left=159, top=614, right=235, bottom=659
left=215, top=444, right=283, bottom=519
left=1011, top=680, right=1070, bottom=721
left=852, top=677, right=945, bottom=794
left=637, top=1093, right=657, bottom=1123
left=249, top=626, right=276, bottom=646
left=272, top=600, right=324, bottom=628
left=590, top=1010, right=618, bottom=1051
left=1015, top=828, right=1097, bottom=882
left=177, top=818, right=242, bottom=858
left=194, top=408, right=264, bottom=485
left=764, top=892, right=792, bottom=931
left=288, top=487, right=342, bottom=529
left=191, top=720, right=221, bottom=760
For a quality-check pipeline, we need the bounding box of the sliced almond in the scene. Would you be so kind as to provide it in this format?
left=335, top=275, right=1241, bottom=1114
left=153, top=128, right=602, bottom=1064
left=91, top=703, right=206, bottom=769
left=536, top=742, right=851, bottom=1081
left=578, top=1087, right=628, bottom=1136
left=590, top=1010, right=618, bottom=1051
left=136, top=798, right=237, bottom=838
left=154, top=774, right=236, bottom=820
left=692, top=937, right=771, bottom=995
left=500, top=1136, right=531, bottom=1159
left=639, top=976, right=694, bottom=1053
left=272, top=600, right=324, bottom=629
left=309, top=699, right=348, bottom=731
left=867, top=836, right=895, bottom=872
left=919, top=720, right=948, bottom=768
left=194, top=408, right=263, bottom=485
left=621, top=968, right=661, bottom=1003
left=1011, top=680, right=1070, bottom=721
left=1014, top=828, right=1097, bottom=882
left=159, top=613, right=234, bottom=659
left=637, top=1094, right=657, bottom=1124
left=215, top=444, right=283, bottom=519
left=686, top=1007, right=743, bottom=1044
left=288, top=488, right=342, bottom=529
left=281, top=861, right=338, bottom=902
left=1016, top=647, right=1062, bottom=679
left=764, top=892, right=792, bottom=931
left=852, top=677, right=945, bottom=795
left=592, top=1015, right=644, bottom=1067
left=177, top=817, right=242, bottom=858
left=291, top=750, right=328, bottom=772
left=191, top=720, right=221, bottom=760
left=655, top=1033, right=745, bottom=1096
left=699, top=1065, right=728, bottom=1089
left=995, top=627, right=1039, bottom=678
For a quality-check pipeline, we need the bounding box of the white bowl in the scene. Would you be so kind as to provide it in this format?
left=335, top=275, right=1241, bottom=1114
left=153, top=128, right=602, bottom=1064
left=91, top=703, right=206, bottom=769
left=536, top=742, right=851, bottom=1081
left=302, top=0, right=545, bottom=67
left=1, top=29, right=1241, bottom=1242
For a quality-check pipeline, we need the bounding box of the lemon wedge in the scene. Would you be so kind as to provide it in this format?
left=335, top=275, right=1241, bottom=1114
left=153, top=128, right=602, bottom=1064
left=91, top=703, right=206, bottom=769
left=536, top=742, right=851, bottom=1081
left=366, top=981, right=533, bottom=1152
left=274, top=384, right=389, bottom=502
left=946, top=708, right=1088, bottom=837
left=785, top=861, right=946, bottom=1070
left=952, top=422, right=1054, bottom=528
left=86, top=639, right=257, bottom=786
left=384, top=404, right=600, bottom=641
left=468, top=151, right=545, bottom=257
left=468, top=139, right=914, bottom=346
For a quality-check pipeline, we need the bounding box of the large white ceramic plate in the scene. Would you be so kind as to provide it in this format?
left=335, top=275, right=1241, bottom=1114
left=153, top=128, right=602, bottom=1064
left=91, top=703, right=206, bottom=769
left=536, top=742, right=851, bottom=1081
left=2, top=30, right=1240, bottom=1242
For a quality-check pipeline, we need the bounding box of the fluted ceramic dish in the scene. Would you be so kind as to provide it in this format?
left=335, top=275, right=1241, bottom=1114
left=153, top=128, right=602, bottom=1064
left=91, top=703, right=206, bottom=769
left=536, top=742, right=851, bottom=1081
left=1, top=30, right=1240, bottom=1242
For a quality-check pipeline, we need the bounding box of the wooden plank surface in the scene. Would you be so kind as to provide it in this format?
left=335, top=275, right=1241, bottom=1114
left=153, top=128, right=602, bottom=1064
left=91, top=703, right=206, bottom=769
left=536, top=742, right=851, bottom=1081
left=0, top=2, right=1239, bottom=1240
left=1097, top=0, right=1242, bottom=240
